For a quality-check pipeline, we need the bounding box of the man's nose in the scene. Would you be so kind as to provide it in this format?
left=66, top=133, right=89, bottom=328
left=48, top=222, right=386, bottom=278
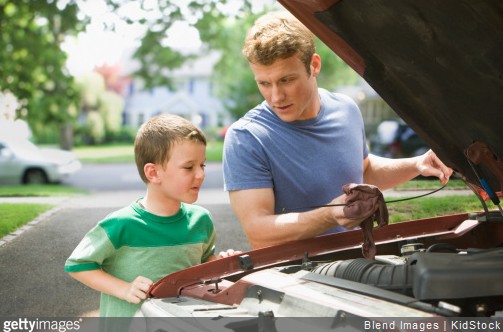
left=271, top=84, right=285, bottom=103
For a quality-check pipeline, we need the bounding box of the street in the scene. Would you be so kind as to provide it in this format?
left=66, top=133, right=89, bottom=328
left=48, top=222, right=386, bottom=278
left=64, top=162, right=225, bottom=192
left=0, top=162, right=250, bottom=317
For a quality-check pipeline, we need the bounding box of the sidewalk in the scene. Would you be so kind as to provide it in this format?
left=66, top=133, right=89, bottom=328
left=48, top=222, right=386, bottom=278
left=0, top=196, right=71, bottom=204
left=384, top=187, right=473, bottom=198
left=0, top=188, right=229, bottom=205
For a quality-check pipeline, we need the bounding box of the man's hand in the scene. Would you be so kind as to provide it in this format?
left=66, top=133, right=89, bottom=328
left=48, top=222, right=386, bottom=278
left=342, top=183, right=389, bottom=259
left=123, top=276, right=153, bottom=304
left=326, top=194, right=365, bottom=229
left=416, top=150, right=453, bottom=185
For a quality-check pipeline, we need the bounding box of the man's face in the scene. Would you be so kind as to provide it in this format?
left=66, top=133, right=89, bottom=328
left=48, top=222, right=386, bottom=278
left=250, top=54, right=321, bottom=122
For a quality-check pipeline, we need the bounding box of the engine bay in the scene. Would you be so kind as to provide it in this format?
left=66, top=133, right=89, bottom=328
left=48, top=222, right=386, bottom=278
left=146, top=210, right=503, bottom=318
left=304, top=243, right=503, bottom=317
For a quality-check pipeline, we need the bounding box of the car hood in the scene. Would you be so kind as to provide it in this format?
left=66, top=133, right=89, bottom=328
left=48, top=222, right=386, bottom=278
left=40, top=148, right=79, bottom=165
left=278, top=0, right=503, bottom=196
left=10, top=144, right=77, bottom=166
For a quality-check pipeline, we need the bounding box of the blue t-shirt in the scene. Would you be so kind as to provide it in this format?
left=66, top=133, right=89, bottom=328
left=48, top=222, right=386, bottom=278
left=223, top=88, right=368, bottom=233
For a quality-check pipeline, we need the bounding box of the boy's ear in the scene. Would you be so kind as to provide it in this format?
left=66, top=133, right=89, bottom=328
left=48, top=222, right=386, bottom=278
left=144, top=163, right=161, bottom=184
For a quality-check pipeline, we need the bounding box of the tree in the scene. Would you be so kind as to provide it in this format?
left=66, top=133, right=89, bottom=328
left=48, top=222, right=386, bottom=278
left=197, top=13, right=263, bottom=119
left=74, top=70, right=125, bottom=144
left=0, top=0, right=88, bottom=149
left=106, top=0, right=257, bottom=90
left=112, top=1, right=358, bottom=119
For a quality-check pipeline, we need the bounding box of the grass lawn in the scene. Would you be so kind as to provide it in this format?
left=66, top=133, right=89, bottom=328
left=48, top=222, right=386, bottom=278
left=386, top=195, right=483, bottom=223
left=0, top=184, right=88, bottom=197
left=394, top=178, right=469, bottom=190
left=0, top=185, right=87, bottom=239
left=73, top=141, right=224, bottom=164
left=1, top=203, right=54, bottom=238
left=72, top=144, right=134, bottom=163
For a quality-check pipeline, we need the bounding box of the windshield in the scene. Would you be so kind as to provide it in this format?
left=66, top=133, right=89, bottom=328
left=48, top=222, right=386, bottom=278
left=1, top=138, right=43, bottom=159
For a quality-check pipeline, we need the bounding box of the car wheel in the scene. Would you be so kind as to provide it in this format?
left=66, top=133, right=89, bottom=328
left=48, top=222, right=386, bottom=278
left=23, top=169, right=48, bottom=184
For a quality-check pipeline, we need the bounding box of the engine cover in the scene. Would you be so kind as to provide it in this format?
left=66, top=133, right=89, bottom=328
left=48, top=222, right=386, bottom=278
left=410, top=248, right=503, bottom=300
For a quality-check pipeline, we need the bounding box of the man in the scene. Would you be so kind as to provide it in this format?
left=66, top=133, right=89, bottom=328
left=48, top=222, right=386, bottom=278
left=223, top=11, right=452, bottom=249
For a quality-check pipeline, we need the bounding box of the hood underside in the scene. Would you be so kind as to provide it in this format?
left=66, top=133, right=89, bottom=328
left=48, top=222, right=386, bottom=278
left=278, top=0, right=503, bottom=194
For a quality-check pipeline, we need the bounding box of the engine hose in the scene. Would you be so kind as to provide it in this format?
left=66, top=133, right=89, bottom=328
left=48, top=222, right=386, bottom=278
left=311, top=258, right=413, bottom=295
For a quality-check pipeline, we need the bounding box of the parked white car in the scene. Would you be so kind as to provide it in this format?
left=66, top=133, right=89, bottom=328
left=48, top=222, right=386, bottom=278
left=0, top=136, right=81, bottom=184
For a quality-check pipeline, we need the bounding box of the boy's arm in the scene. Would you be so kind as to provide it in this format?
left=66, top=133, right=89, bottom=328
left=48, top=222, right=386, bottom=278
left=69, top=270, right=152, bottom=304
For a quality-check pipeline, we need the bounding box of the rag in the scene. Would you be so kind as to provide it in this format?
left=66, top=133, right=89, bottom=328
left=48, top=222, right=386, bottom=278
left=342, top=183, right=389, bottom=259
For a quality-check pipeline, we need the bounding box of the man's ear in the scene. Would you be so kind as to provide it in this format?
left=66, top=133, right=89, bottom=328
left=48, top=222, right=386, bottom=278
left=311, top=53, right=321, bottom=78
left=144, top=163, right=161, bottom=184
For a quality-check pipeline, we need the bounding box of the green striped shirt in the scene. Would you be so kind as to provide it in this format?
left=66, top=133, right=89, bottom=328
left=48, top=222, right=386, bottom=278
left=65, top=200, right=216, bottom=316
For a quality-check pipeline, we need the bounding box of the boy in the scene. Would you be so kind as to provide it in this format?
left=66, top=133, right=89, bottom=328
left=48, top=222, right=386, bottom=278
left=65, top=114, right=236, bottom=316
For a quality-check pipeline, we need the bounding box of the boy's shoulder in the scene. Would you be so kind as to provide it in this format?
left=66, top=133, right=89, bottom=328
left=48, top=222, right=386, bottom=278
left=96, top=202, right=212, bottom=228
left=102, top=202, right=137, bottom=218
left=97, top=203, right=139, bottom=230
left=183, top=203, right=211, bottom=219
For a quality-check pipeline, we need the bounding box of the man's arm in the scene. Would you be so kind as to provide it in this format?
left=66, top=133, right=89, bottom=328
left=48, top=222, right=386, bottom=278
left=229, top=187, right=363, bottom=249
left=364, top=150, right=452, bottom=190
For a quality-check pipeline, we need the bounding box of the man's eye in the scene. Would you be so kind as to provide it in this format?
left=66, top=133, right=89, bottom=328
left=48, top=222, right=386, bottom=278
left=201, top=163, right=207, bottom=169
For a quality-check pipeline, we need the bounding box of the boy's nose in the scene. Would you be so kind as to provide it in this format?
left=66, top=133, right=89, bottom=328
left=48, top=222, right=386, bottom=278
left=196, top=167, right=205, bottom=180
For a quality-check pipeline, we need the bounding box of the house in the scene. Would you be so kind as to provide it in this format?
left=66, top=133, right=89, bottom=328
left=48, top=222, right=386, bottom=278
left=122, top=51, right=232, bottom=130
left=336, top=79, right=398, bottom=136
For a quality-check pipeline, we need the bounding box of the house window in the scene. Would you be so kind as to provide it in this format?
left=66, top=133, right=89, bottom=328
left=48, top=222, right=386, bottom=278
left=189, top=79, right=195, bottom=95
left=138, top=113, right=145, bottom=127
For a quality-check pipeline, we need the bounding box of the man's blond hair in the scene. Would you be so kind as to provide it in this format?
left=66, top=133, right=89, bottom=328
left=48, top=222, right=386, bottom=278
left=134, top=114, right=206, bottom=183
left=242, top=11, right=315, bottom=74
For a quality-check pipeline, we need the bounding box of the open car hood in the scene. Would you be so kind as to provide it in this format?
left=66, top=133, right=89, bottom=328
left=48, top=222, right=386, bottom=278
left=278, top=0, right=503, bottom=198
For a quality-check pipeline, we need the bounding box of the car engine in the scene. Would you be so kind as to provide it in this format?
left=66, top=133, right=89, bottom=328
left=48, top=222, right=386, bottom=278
left=308, top=244, right=503, bottom=317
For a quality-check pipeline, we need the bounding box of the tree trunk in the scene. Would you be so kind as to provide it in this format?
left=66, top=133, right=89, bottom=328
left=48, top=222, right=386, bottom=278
left=59, top=123, right=73, bottom=150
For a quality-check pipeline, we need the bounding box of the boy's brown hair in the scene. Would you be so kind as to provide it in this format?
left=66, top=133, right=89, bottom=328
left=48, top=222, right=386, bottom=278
left=242, top=11, right=316, bottom=74
left=134, top=114, right=206, bottom=183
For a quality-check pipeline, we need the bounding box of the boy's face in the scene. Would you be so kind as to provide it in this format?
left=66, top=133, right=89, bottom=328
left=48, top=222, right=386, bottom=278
left=157, top=140, right=206, bottom=204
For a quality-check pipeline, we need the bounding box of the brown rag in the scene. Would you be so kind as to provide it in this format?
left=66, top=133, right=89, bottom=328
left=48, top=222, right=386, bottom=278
left=342, top=183, right=389, bottom=259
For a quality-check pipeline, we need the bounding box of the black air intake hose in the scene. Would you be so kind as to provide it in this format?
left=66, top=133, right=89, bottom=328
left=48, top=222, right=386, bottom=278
left=311, top=258, right=413, bottom=295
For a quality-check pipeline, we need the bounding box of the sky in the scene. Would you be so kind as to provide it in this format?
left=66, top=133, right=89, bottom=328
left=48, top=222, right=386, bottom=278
left=63, top=1, right=202, bottom=76
left=63, top=0, right=275, bottom=77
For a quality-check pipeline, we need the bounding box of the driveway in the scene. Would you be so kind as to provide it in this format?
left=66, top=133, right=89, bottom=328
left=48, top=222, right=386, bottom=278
left=0, top=163, right=250, bottom=317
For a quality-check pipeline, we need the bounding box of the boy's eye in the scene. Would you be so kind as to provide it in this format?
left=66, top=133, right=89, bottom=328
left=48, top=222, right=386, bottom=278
left=184, top=164, right=205, bottom=170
